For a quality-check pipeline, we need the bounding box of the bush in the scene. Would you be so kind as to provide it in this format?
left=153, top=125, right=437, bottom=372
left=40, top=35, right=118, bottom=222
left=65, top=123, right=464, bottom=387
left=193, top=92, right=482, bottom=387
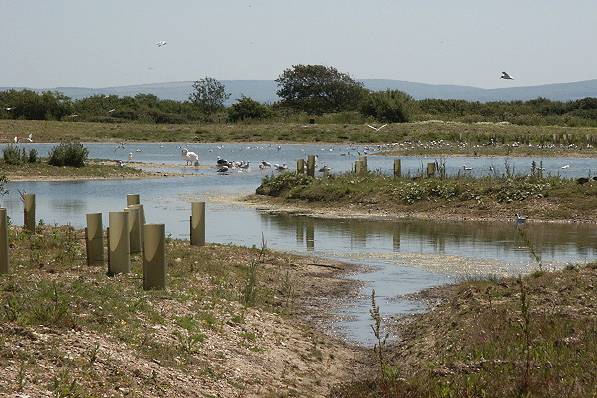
left=360, top=90, right=415, bottom=123
left=228, top=96, right=272, bottom=122
left=48, top=142, right=89, bottom=167
left=28, top=148, right=38, bottom=163
left=3, top=144, right=25, bottom=165
left=256, top=173, right=313, bottom=196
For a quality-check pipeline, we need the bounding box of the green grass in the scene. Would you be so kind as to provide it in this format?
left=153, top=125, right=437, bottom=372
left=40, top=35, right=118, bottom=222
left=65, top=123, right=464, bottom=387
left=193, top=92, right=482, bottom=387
left=255, top=171, right=597, bottom=222
left=0, top=159, right=143, bottom=179
left=1, top=119, right=596, bottom=149
left=331, top=264, right=597, bottom=398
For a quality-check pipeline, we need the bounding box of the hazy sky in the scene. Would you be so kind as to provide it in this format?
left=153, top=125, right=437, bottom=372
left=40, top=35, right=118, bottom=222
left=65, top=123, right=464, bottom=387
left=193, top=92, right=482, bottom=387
left=1, top=0, right=596, bottom=88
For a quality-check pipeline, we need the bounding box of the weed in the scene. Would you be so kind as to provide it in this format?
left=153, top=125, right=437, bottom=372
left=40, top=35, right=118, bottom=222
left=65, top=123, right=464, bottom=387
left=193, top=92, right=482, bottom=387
left=369, top=289, right=389, bottom=379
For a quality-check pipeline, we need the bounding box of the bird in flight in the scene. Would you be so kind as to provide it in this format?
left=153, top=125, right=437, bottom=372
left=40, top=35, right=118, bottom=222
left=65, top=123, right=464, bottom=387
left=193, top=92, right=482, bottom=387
left=4, top=107, right=14, bottom=111
left=108, top=109, right=116, bottom=113
left=367, top=124, right=388, bottom=132
left=500, top=71, right=514, bottom=80
left=155, top=41, right=167, bottom=47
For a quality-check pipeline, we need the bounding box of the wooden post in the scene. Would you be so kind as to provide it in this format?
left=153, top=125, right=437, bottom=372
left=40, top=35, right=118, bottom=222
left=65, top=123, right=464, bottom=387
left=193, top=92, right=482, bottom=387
left=86, top=213, right=104, bottom=266
left=125, top=206, right=142, bottom=254
left=359, top=156, right=368, bottom=173
left=426, top=162, right=436, bottom=178
left=306, top=155, right=316, bottom=177
left=143, top=224, right=166, bottom=290
left=23, top=193, right=36, bottom=233
left=0, top=208, right=9, bottom=274
left=128, top=204, right=145, bottom=245
left=355, top=160, right=365, bottom=176
left=108, top=211, right=130, bottom=275
left=393, top=159, right=401, bottom=178
left=127, top=194, right=140, bottom=206
left=191, top=202, right=205, bottom=246
left=297, top=159, right=305, bottom=175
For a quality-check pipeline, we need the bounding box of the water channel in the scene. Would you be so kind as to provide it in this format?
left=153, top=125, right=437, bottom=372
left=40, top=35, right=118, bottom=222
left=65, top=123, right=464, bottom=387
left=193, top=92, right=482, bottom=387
left=1, top=143, right=596, bottom=344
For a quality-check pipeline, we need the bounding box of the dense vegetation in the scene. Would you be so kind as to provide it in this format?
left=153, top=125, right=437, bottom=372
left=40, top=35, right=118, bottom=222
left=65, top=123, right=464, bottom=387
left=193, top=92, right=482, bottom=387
left=256, top=171, right=597, bottom=222
left=1, top=64, right=596, bottom=127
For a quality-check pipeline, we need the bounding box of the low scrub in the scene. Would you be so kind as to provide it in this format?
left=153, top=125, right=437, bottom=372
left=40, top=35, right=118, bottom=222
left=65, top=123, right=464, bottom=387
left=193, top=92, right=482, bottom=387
left=48, top=141, right=89, bottom=167
left=2, top=144, right=37, bottom=165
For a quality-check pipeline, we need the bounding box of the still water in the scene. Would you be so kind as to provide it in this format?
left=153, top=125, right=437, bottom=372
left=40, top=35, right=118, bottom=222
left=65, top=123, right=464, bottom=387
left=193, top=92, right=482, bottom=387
left=1, top=143, right=596, bottom=344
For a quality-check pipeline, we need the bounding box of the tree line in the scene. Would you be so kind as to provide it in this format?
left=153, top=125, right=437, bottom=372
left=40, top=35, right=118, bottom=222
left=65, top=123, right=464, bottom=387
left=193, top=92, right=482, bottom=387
left=1, top=65, right=596, bottom=127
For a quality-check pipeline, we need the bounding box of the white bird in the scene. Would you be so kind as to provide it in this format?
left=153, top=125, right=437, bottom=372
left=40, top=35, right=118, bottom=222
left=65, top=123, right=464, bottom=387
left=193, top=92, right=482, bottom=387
left=155, top=41, right=167, bottom=47
left=181, top=148, right=199, bottom=166
left=4, top=107, right=14, bottom=111
left=128, top=152, right=134, bottom=160
left=367, top=124, right=388, bottom=132
left=68, top=114, right=79, bottom=118
left=319, top=165, right=331, bottom=173
left=500, top=71, right=514, bottom=80
left=275, top=163, right=288, bottom=171
left=462, top=164, right=473, bottom=171
left=108, top=109, right=116, bottom=113
left=260, top=161, right=272, bottom=168
left=13, top=136, right=18, bottom=143
left=561, top=164, right=570, bottom=169
left=217, top=165, right=229, bottom=173
left=25, top=133, right=33, bottom=142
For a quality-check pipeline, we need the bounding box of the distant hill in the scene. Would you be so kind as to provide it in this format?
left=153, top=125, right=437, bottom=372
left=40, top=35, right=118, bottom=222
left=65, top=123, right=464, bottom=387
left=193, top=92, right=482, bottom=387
left=2, top=79, right=597, bottom=104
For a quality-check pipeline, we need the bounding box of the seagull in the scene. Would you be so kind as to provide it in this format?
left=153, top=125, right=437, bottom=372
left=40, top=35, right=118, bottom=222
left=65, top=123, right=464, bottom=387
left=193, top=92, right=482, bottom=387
left=108, top=109, right=116, bottom=113
left=13, top=136, right=18, bottom=143
left=500, top=72, right=514, bottom=80
left=319, top=165, right=331, bottom=173
left=155, top=41, right=167, bottom=47
left=367, top=124, right=388, bottom=132
left=128, top=152, right=133, bottom=160
left=4, top=107, right=14, bottom=111
left=462, top=164, right=473, bottom=171
left=25, top=133, right=33, bottom=142
left=561, top=164, right=570, bottom=169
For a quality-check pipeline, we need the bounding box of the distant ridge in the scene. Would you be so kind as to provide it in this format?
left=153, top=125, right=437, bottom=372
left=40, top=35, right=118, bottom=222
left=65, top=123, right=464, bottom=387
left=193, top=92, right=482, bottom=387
left=2, top=79, right=597, bottom=104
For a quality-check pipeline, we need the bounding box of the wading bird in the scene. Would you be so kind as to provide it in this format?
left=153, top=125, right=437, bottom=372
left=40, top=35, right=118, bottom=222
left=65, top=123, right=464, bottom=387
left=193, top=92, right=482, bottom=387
left=367, top=124, right=387, bottom=132
left=181, top=148, right=199, bottom=165
left=514, top=213, right=526, bottom=224
left=500, top=71, right=514, bottom=80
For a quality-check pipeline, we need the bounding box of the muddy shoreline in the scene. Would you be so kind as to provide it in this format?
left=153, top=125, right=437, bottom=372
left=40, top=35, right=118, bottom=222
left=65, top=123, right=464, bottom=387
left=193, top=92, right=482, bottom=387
left=243, top=194, right=597, bottom=225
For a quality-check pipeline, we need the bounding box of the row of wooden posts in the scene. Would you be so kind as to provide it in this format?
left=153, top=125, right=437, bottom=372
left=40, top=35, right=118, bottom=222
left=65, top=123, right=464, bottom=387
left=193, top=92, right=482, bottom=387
left=0, top=194, right=207, bottom=291
left=295, top=155, right=438, bottom=178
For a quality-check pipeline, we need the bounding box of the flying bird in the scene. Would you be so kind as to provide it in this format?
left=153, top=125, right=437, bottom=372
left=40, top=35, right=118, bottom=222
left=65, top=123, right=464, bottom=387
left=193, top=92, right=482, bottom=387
left=26, top=133, right=33, bottom=142
left=155, top=41, right=167, bottom=47
left=4, top=107, right=14, bottom=111
left=108, top=109, right=116, bottom=113
left=367, top=124, right=388, bottom=132
left=500, top=71, right=514, bottom=80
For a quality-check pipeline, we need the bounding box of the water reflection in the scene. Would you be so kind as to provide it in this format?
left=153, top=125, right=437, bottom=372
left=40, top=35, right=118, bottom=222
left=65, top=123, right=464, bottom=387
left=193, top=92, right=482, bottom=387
left=1, top=176, right=595, bottom=344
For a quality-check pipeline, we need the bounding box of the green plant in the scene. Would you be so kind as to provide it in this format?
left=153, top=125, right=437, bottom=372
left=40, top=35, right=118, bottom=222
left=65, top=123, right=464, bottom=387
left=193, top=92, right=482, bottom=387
left=28, top=148, right=38, bottom=163
left=3, top=144, right=23, bottom=165
left=516, top=276, right=532, bottom=395
left=48, top=141, right=88, bottom=167
left=370, top=289, right=389, bottom=379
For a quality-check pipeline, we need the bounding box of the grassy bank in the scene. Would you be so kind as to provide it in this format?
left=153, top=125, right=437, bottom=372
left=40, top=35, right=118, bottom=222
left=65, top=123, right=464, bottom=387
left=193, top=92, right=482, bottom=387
left=1, top=119, right=596, bottom=149
left=332, top=263, right=597, bottom=397
left=254, top=172, right=597, bottom=223
left=0, top=225, right=360, bottom=397
left=0, top=159, right=147, bottom=181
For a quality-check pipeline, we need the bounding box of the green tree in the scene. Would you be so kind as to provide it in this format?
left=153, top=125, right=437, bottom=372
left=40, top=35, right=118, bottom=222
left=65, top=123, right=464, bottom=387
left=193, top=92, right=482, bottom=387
left=275, top=64, right=365, bottom=115
left=360, top=90, right=414, bottom=123
left=188, top=77, right=230, bottom=114
left=228, top=96, right=272, bottom=122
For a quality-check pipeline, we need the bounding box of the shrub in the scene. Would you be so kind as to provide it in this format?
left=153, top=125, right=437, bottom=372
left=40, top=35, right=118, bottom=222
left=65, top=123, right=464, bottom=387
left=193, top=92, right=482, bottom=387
left=28, top=148, right=38, bottom=163
left=3, top=144, right=24, bottom=165
left=48, top=142, right=89, bottom=167
left=256, top=173, right=313, bottom=196
left=228, top=96, right=272, bottom=122
left=360, top=89, right=415, bottom=123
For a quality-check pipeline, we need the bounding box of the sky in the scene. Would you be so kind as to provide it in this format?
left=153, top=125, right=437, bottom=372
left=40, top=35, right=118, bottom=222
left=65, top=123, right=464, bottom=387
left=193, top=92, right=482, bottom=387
left=1, top=0, right=596, bottom=89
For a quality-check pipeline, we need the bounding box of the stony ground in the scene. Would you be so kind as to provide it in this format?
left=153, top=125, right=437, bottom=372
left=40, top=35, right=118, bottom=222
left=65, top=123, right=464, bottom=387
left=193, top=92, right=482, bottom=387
left=0, top=226, right=365, bottom=397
